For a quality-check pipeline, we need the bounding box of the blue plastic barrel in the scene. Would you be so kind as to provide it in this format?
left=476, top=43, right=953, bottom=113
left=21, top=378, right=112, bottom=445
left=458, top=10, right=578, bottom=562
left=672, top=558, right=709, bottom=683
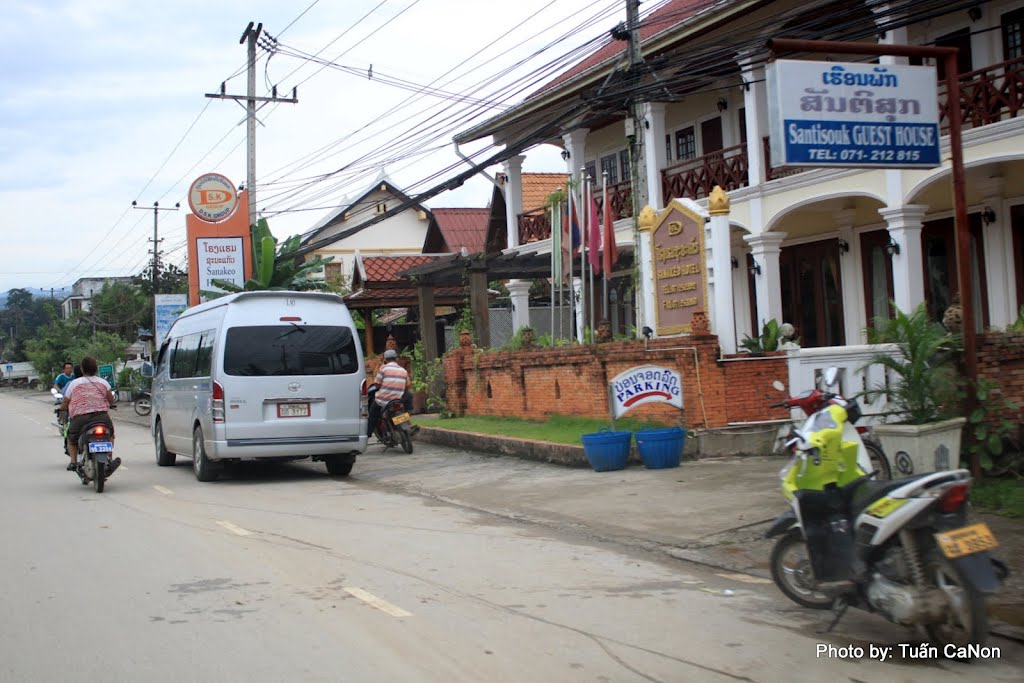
left=634, top=427, right=685, bottom=469
left=580, top=431, right=632, bottom=472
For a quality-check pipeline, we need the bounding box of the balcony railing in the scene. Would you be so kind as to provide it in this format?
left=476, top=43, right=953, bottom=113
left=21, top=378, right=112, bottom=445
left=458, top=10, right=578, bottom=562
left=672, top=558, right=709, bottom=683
left=518, top=206, right=550, bottom=244
left=661, top=143, right=748, bottom=202
left=763, top=136, right=807, bottom=181
left=594, top=179, right=633, bottom=221
left=939, top=55, right=1024, bottom=133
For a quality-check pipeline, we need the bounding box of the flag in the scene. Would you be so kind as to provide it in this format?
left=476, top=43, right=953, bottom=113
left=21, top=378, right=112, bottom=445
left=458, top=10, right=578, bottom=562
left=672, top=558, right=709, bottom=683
left=602, top=183, right=618, bottom=279
left=588, top=183, right=602, bottom=275
left=551, top=201, right=563, bottom=286
left=561, top=193, right=574, bottom=284
left=565, top=190, right=581, bottom=257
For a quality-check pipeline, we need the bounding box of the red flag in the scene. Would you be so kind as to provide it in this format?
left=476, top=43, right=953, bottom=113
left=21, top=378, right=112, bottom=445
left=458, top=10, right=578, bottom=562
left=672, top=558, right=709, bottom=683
left=561, top=194, right=573, bottom=284
left=588, top=183, right=601, bottom=275
left=602, top=184, right=617, bottom=279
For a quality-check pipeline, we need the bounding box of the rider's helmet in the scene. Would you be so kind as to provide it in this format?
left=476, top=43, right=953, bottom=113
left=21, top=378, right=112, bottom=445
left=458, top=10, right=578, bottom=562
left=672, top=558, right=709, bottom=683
left=383, top=349, right=398, bottom=360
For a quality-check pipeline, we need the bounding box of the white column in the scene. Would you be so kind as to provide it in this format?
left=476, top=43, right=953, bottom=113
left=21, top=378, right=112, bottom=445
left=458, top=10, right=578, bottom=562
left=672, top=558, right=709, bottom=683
left=637, top=227, right=657, bottom=337
left=502, top=154, right=525, bottom=249
left=562, top=129, right=588, bottom=185
left=739, top=56, right=767, bottom=186
left=875, top=5, right=909, bottom=66
left=507, top=279, right=532, bottom=333
left=743, top=231, right=787, bottom=326
left=969, top=7, right=999, bottom=69
left=879, top=205, right=928, bottom=314
left=835, top=209, right=866, bottom=344
left=978, top=177, right=1011, bottom=326
left=708, top=198, right=736, bottom=353
left=642, top=102, right=667, bottom=209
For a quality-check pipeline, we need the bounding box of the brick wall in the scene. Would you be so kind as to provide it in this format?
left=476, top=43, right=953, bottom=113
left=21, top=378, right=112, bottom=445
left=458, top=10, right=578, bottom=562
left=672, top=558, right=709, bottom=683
left=441, top=336, right=788, bottom=428
left=976, top=332, right=1024, bottom=436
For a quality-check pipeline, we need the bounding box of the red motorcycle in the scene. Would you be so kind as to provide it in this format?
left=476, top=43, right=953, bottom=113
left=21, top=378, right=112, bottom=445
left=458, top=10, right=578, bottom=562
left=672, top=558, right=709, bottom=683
left=771, top=382, right=891, bottom=480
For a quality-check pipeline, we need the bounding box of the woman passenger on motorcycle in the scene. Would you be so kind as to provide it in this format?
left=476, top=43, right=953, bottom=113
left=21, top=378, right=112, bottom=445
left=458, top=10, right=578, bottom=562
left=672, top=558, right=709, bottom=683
left=61, top=356, right=119, bottom=474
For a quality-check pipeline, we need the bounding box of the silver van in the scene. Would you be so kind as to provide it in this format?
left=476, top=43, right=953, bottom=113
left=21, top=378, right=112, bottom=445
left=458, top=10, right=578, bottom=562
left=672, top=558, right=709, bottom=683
left=150, top=291, right=367, bottom=481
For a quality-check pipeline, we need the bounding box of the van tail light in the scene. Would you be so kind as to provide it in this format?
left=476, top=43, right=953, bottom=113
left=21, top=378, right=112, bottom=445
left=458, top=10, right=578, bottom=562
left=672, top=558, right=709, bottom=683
left=212, top=381, right=225, bottom=423
left=359, top=379, right=368, bottom=419
left=361, top=379, right=367, bottom=396
left=938, top=483, right=970, bottom=513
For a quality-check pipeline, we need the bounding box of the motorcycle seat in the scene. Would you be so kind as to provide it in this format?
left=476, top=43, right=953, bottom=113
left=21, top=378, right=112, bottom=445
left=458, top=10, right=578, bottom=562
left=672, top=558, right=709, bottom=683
left=849, top=476, right=918, bottom=516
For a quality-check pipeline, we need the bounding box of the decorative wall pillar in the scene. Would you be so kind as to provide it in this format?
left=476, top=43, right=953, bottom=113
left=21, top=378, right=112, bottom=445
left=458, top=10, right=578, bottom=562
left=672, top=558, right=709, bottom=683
left=708, top=187, right=736, bottom=353
left=835, top=209, right=866, bottom=344
left=507, top=279, right=532, bottom=333
left=636, top=205, right=658, bottom=337
left=642, top=102, right=667, bottom=209
left=743, top=231, right=787, bottom=326
left=879, top=205, right=928, bottom=314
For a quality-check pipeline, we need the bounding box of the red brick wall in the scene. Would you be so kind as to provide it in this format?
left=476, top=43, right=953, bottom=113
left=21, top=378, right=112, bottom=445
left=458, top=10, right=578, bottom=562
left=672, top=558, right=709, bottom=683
left=442, top=336, right=788, bottom=428
left=976, top=332, right=1024, bottom=435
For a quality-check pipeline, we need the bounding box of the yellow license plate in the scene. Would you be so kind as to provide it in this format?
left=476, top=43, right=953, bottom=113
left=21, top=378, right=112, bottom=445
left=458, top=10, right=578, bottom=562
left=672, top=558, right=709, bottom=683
left=391, top=412, right=410, bottom=425
left=934, top=523, right=999, bottom=559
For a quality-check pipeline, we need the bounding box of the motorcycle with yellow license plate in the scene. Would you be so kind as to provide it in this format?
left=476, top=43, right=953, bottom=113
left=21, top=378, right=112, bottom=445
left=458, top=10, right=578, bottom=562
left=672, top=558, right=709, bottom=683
left=765, top=368, right=1007, bottom=653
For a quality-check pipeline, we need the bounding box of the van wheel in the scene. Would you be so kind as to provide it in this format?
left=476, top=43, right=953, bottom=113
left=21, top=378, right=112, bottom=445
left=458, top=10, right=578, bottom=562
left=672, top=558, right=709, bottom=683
left=154, top=421, right=176, bottom=467
left=192, top=426, right=220, bottom=482
left=325, top=456, right=354, bottom=477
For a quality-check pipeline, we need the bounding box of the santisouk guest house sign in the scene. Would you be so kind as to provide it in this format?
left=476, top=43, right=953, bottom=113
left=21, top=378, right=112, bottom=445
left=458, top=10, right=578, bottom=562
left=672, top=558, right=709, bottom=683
left=609, top=365, right=683, bottom=419
left=766, top=59, right=940, bottom=169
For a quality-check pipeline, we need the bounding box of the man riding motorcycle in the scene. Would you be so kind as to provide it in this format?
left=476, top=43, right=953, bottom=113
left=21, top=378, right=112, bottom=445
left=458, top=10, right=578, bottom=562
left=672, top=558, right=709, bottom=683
left=367, top=349, right=414, bottom=440
left=61, top=356, right=121, bottom=475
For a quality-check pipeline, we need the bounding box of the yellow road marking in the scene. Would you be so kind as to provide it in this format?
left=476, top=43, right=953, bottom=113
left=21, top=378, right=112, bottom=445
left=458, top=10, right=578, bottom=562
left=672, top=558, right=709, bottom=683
left=343, top=586, right=412, bottom=617
left=153, top=485, right=173, bottom=496
left=216, top=520, right=252, bottom=536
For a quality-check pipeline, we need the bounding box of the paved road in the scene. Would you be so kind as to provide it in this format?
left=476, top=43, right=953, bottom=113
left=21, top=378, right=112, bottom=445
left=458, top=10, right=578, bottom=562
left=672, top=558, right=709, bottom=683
left=2, top=390, right=1021, bottom=682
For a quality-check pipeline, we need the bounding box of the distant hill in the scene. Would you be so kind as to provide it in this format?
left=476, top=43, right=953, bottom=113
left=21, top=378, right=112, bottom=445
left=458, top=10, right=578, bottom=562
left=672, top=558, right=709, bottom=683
left=0, top=287, right=72, bottom=309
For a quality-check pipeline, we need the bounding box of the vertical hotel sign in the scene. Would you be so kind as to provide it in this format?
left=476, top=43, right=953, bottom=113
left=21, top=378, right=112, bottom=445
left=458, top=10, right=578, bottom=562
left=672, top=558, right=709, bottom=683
left=643, top=199, right=708, bottom=335
left=185, top=173, right=253, bottom=306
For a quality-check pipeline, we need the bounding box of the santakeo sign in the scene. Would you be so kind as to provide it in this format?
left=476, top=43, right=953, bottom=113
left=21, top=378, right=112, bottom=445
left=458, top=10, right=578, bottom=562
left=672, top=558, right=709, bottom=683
left=766, top=59, right=940, bottom=169
left=609, top=365, right=683, bottom=419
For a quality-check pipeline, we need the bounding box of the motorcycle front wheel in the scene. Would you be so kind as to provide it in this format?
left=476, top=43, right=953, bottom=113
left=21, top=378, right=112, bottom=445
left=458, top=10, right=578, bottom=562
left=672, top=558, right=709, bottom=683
left=770, top=529, right=832, bottom=609
left=400, top=428, right=413, bottom=454
left=865, top=440, right=891, bottom=480
left=134, top=397, right=151, bottom=416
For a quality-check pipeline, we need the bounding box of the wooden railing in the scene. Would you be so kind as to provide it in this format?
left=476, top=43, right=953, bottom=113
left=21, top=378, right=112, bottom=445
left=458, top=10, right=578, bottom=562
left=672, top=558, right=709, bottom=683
left=517, top=206, right=550, bottom=243
left=762, top=136, right=807, bottom=181
left=939, top=55, right=1024, bottom=133
left=594, top=179, right=634, bottom=221
left=661, top=143, right=748, bottom=202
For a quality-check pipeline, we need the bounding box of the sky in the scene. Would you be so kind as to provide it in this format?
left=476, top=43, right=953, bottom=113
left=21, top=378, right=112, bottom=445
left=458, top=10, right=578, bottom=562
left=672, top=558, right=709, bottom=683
left=0, top=0, right=631, bottom=294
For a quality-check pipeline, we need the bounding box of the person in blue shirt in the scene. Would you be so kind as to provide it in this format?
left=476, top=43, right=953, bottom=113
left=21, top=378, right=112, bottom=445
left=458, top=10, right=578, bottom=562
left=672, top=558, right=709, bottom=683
left=52, top=362, right=74, bottom=393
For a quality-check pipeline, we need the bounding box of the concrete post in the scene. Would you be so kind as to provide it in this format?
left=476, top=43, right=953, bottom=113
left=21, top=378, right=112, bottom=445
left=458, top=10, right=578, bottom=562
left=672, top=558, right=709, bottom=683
left=503, top=155, right=526, bottom=249
left=743, top=231, right=787, bottom=326
left=642, top=102, right=667, bottom=209
left=879, top=205, right=927, bottom=315
left=978, top=177, right=1010, bottom=326
left=507, top=279, right=532, bottom=332
left=708, top=187, right=736, bottom=353
left=562, top=129, right=588, bottom=185
left=468, top=268, right=490, bottom=348
left=835, top=209, right=866, bottom=344
left=738, top=56, right=766, bottom=186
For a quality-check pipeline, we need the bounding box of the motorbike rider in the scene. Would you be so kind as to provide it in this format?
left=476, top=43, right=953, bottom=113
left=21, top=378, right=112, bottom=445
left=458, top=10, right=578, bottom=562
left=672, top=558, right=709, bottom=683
left=367, top=349, right=413, bottom=439
left=52, top=362, right=74, bottom=427
left=61, top=356, right=120, bottom=475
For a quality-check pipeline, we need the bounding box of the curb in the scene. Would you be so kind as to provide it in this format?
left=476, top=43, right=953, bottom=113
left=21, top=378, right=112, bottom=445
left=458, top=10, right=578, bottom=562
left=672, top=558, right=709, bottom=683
left=418, top=425, right=592, bottom=467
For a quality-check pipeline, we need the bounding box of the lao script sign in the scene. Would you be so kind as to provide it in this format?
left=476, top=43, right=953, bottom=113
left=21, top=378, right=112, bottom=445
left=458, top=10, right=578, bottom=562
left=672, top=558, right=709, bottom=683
left=610, top=365, right=683, bottom=419
left=644, top=199, right=708, bottom=336
left=766, top=59, right=940, bottom=169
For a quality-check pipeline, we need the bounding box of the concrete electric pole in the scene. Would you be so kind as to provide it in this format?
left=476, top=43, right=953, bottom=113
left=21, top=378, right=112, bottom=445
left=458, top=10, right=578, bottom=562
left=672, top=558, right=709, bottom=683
left=626, top=0, right=649, bottom=211
left=205, top=22, right=298, bottom=224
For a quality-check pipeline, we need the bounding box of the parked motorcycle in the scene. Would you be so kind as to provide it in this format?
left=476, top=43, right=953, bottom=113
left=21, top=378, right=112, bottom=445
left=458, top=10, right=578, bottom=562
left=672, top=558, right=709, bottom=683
left=765, top=367, right=1007, bottom=653
left=770, top=377, right=891, bottom=480
left=75, top=422, right=117, bottom=493
left=367, top=385, right=414, bottom=453
left=133, top=390, right=151, bottom=417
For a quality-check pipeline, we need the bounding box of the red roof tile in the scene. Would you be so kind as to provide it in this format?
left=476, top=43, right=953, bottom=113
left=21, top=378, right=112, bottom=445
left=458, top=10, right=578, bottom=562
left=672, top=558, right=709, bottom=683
left=531, top=0, right=707, bottom=98
left=521, top=172, right=569, bottom=212
left=344, top=286, right=466, bottom=309
left=359, top=255, right=440, bottom=284
left=430, top=208, right=489, bottom=254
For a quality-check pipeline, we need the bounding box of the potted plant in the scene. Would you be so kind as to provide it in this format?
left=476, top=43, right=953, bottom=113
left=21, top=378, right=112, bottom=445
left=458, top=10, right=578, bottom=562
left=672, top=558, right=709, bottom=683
left=862, top=303, right=966, bottom=475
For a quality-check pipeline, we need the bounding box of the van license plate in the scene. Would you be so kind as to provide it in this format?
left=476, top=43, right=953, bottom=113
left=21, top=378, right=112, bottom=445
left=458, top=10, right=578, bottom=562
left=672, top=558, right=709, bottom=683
left=277, top=403, right=310, bottom=418
left=88, top=442, right=113, bottom=454
left=391, top=412, right=410, bottom=425
left=934, top=523, right=999, bottom=559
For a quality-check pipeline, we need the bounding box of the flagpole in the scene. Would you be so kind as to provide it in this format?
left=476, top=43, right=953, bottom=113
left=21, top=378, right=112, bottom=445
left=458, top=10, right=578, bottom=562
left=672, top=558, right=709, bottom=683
left=602, top=171, right=609, bottom=319
left=578, top=167, right=586, bottom=344
left=588, top=176, right=596, bottom=340
left=550, top=199, right=556, bottom=347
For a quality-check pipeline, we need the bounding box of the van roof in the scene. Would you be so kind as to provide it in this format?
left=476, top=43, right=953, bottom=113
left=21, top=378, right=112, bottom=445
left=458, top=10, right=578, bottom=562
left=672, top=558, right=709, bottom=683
left=177, top=290, right=346, bottom=321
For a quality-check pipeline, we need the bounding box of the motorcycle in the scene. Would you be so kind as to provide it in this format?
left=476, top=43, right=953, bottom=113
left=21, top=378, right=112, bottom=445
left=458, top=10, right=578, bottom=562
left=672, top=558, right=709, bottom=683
left=765, top=367, right=1007, bottom=653
left=367, top=385, right=414, bottom=454
left=76, top=421, right=118, bottom=493
left=133, top=390, right=151, bottom=416
left=770, top=377, right=891, bottom=480
left=51, top=387, right=68, bottom=437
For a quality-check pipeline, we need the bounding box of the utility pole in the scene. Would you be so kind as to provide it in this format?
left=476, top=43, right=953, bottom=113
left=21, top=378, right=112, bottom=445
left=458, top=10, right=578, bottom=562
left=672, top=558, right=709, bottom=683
left=205, top=22, right=298, bottom=223
left=626, top=0, right=649, bottom=211
left=133, top=201, right=179, bottom=352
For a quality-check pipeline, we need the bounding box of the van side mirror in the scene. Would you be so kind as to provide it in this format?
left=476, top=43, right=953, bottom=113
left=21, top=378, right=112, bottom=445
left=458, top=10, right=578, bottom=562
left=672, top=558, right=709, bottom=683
left=141, top=362, right=154, bottom=378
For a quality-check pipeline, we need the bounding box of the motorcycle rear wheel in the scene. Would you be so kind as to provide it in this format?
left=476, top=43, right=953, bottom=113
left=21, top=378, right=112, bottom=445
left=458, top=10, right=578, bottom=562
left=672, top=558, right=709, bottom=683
left=924, top=553, right=989, bottom=652
left=92, top=458, right=104, bottom=493
left=770, top=529, right=832, bottom=609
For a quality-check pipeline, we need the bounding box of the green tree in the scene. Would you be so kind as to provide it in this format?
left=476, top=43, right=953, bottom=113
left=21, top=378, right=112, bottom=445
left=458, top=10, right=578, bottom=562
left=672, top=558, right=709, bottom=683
left=85, top=281, right=150, bottom=341
left=134, top=263, right=188, bottom=296
left=0, top=288, right=55, bottom=360
left=25, top=318, right=128, bottom=381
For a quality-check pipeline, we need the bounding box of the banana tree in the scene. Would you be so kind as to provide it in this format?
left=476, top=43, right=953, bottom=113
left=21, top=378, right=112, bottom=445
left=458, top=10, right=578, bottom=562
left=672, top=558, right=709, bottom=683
left=202, top=218, right=333, bottom=298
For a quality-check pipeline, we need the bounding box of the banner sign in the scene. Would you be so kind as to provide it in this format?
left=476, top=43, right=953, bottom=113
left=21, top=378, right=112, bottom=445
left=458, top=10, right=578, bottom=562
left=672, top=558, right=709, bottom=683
left=766, top=59, right=940, bottom=169
left=196, top=237, right=245, bottom=299
left=154, top=294, right=188, bottom=347
left=642, top=199, right=708, bottom=336
left=610, top=365, right=683, bottom=419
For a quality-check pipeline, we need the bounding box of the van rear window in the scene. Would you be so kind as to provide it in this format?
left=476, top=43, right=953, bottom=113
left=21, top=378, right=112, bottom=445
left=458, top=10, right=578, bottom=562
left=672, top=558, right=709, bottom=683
left=224, top=325, right=359, bottom=376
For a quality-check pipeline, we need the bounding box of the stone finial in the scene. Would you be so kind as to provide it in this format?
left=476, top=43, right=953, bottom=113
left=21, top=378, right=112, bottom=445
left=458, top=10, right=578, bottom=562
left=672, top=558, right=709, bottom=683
left=708, top=186, right=730, bottom=215
left=638, top=205, right=658, bottom=231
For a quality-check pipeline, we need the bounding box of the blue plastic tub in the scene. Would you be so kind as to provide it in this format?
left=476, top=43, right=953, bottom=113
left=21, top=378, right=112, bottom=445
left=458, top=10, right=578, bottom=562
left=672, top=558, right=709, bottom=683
left=634, top=427, right=686, bottom=469
left=580, top=430, right=632, bottom=472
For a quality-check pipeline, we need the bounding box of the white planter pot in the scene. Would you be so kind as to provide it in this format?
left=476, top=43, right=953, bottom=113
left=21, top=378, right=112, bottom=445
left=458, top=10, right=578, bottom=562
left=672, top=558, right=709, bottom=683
left=874, top=417, right=967, bottom=477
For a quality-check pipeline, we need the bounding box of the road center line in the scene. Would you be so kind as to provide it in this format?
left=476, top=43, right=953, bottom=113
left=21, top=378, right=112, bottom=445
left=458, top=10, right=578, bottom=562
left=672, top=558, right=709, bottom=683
left=216, top=520, right=252, bottom=536
left=343, top=586, right=412, bottom=617
left=153, top=485, right=173, bottom=496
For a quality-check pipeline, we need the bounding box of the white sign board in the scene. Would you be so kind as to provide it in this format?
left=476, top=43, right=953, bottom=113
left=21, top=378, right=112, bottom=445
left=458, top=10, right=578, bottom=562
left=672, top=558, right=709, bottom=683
left=154, top=294, right=188, bottom=347
left=766, top=59, right=940, bottom=169
left=197, top=237, right=245, bottom=300
left=609, top=365, right=683, bottom=419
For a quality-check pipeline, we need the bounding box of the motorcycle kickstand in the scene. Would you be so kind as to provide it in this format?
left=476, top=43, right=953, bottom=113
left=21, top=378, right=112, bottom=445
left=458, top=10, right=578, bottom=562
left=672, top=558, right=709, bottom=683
left=819, top=596, right=849, bottom=634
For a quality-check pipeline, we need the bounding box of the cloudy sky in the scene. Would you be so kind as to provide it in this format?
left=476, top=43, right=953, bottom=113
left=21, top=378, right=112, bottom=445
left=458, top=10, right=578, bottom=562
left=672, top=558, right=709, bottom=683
left=0, top=0, right=630, bottom=293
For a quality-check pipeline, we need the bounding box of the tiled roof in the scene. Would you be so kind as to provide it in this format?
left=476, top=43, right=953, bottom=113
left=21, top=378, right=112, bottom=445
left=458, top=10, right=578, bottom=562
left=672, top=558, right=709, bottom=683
left=359, top=255, right=439, bottom=284
left=522, top=172, right=569, bottom=213
left=530, top=0, right=707, bottom=98
left=343, top=286, right=467, bottom=309
left=431, top=208, right=489, bottom=254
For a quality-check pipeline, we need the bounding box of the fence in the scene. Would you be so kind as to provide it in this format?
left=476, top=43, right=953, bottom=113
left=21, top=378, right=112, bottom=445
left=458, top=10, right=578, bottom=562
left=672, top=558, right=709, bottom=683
left=441, top=304, right=575, bottom=352
left=784, top=344, right=899, bottom=423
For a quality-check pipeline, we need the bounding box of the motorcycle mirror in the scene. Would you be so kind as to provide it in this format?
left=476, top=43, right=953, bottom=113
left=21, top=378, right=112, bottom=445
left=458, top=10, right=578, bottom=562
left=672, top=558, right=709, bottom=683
left=50, top=388, right=62, bottom=399
left=771, top=380, right=786, bottom=392
left=823, top=367, right=839, bottom=388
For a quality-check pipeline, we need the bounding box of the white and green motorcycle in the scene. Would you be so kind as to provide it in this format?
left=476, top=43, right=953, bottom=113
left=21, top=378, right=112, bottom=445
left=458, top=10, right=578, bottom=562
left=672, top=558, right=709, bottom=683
left=765, top=368, right=1007, bottom=653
